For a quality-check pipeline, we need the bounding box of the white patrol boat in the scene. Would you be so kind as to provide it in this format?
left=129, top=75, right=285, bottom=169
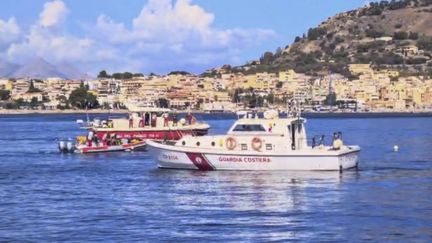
left=146, top=110, right=360, bottom=171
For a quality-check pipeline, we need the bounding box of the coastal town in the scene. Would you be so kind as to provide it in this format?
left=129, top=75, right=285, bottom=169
left=0, top=63, right=431, bottom=113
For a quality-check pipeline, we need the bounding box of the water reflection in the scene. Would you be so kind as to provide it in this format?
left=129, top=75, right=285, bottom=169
left=149, top=169, right=359, bottom=241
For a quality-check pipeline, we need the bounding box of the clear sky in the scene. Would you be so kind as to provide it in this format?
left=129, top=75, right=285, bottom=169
left=0, top=0, right=368, bottom=75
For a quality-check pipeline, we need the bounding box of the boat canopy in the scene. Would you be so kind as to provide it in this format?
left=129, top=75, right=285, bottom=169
left=228, top=116, right=306, bottom=136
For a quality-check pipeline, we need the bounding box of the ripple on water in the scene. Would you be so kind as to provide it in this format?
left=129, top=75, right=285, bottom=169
left=0, top=115, right=432, bottom=241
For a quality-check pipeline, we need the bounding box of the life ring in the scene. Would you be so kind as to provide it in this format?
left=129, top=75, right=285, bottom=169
left=225, top=137, right=237, bottom=150
left=251, top=137, right=263, bottom=151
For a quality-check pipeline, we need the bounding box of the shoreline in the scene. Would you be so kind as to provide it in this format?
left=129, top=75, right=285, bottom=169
left=1, top=109, right=432, bottom=118
left=0, top=109, right=128, bottom=115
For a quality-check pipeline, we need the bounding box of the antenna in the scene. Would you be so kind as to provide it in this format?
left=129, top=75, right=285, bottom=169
left=85, top=99, right=90, bottom=125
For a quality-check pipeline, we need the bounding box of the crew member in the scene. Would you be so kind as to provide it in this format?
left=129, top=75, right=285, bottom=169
left=163, top=113, right=169, bottom=127
left=172, top=114, right=178, bottom=127
left=139, top=113, right=144, bottom=127
left=129, top=114, right=133, bottom=128
left=186, top=112, right=192, bottom=125
left=102, top=133, right=108, bottom=146
left=190, top=115, right=197, bottom=125
left=318, top=135, right=325, bottom=150
left=87, top=130, right=94, bottom=147
left=332, top=132, right=343, bottom=150
left=151, top=113, right=157, bottom=127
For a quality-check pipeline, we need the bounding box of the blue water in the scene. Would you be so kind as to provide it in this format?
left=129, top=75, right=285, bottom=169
left=0, top=114, right=432, bottom=241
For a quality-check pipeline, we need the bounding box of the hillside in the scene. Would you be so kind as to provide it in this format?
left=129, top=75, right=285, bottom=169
left=224, top=0, right=432, bottom=78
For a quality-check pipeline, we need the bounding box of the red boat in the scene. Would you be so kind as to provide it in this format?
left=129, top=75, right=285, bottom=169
left=75, top=139, right=147, bottom=153
left=76, top=108, right=210, bottom=153
left=89, top=108, right=209, bottom=139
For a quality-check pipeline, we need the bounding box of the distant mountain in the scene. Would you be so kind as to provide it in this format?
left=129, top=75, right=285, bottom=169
left=56, top=62, right=91, bottom=80
left=12, top=58, right=67, bottom=79
left=0, top=59, right=20, bottom=78
left=9, top=58, right=90, bottom=80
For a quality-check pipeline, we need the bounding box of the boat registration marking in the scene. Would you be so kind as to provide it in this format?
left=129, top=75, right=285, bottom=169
left=162, top=154, right=179, bottom=161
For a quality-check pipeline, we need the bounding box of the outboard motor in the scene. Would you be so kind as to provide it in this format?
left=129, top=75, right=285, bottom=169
left=58, top=140, right=66, bottom=153
left=58, top=139, right=75, bottom=153
left=66, top=140, right=74, bottom=153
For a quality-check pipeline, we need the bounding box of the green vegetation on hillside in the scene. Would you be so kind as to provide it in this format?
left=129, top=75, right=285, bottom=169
left=168, top=71, right=192, bottom=76
left=97, top=70, right=144, bottom=79
left=223, top=0, right=432, bottom=78
left=0, top=90, right=10, bottom=100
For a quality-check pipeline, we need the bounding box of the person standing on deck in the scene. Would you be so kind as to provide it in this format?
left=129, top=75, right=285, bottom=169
left=151, top=113, right=157, bottom=127
left=172, top=114, right=178, bottom=127
left=87, top=130, right=94, bottom=147
left=129, top=113, right=133, bottom=128
left=139, top=113, right=144, bottom=127
left=163, top=113, right=169, bottom=127
left=186, top=112, right=192, bottom=125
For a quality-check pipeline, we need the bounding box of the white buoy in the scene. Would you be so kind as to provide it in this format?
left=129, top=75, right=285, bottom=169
left=393, top=145, right=399, bottom=152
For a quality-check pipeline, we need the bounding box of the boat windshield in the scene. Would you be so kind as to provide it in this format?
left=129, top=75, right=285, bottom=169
left=232, top=124, right=266, bottom=132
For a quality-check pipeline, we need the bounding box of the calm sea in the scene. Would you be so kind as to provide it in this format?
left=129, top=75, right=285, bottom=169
left=0, top=113, right=431, bottom=242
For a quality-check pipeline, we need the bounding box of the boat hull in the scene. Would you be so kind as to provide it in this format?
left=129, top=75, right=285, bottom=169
left=93, top=128, right=209, bottom=140
left=76, top=141, right=147, bottom=154
left=147, top=141, right=360, bottom=171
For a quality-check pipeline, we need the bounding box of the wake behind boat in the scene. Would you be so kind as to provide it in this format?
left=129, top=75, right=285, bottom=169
left=147, top=110, right=360, bottom=171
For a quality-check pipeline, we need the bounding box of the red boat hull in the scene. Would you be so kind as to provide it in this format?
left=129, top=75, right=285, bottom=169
left=93, top=129, right=209, bottom=140
left=77, top=141, right=147, bottom=153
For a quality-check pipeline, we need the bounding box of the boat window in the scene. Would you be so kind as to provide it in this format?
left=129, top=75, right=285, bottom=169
left=233, top=124, right=266, bottom=132
left=196, top=142, right=200, bottom=146
left=241, top=144, right=248, bottom=150
left=211, top=141, right=215, bottom=146
left=266, top=144, right=272, bottom=150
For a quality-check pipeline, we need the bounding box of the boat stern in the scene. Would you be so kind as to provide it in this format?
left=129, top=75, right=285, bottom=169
left=337, top=145, right=360, bottom=170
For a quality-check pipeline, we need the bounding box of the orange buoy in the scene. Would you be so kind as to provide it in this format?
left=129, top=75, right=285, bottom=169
left=225, top=137, right=237, bottom=150
left=251, top=137, right=263, bottom=151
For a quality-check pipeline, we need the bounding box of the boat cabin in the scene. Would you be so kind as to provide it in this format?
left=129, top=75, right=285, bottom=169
left=91, top=108, right=198, bottom=130
left=176, top=111, right=309, bottom=152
